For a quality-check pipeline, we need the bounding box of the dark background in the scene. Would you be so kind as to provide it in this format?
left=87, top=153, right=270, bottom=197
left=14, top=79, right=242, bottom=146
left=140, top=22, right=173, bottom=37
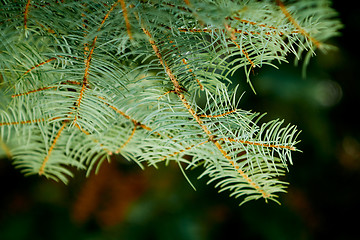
left=0, top=1, right=358, bottom=239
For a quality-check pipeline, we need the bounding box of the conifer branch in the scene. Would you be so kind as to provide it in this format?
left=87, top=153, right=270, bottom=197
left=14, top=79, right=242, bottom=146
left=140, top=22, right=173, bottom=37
left=38, top=122, right=67, bottom=175
left=0, top=0, right=341, bottom=204
left=75, top=2, right=118, bottom=125
left=277, top=0, right=322, bottom=48
left=142, top=26, right=269, bottom=198
left=117, top=123, right=137, bottom=153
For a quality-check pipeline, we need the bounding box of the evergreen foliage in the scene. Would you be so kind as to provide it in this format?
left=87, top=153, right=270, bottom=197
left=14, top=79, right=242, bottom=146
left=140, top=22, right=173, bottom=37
left=0, top=0, right=341, bottom=204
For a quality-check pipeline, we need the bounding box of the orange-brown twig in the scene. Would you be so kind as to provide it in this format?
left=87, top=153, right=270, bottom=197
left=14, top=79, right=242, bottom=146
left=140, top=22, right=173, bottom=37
left=159, top=140, right=209, bottom=161
left=98, top=96, right=131, bottom=120
left=178, top=26, right=299, bottom=36
left=0, top=118, right=45, bottom=126
left=99, top=1, right=120, bottom=31
left=38, top=122, right=67, bottom=175
left=97, top=96, right=161, bottom=136
left=37, top=22, right=56, bottom=35
left=73, top=122, right=91, bottom=136
left=181, top=58, right=204, bottom=90
left=12, top=86, right=57, bottom=97
left=199, top=109, right=236, bottom=118
left=168, top=39, right=204, bottom=90
left=12, top=80, right=81, bottom=98
left=178, top=27, right=259, bottom=36
left=277, top=0, right=321, bottom=48
left=228, top=16, right=299, bottom=35
left=231, top=40, right=256, bottom=68
left=24, top=0, right=31, bottom=29
left=220, top=137, right=295, bottom=151
left=21, top=55, right=79, bottom=76
left=235, top=18, right=277, bottom=30
left=115, top=123, right=137, bottom=153
left=119, top=0, right=133, bottom=39
left=157, top=90, right=176, bottom=100
left=213, top=140, right=269, bottom=197
left=23, top=57, right=57, bottom=75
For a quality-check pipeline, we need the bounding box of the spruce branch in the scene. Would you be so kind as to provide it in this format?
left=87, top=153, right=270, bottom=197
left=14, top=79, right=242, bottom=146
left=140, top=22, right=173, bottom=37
left=0, top=0, right=341, bottom=204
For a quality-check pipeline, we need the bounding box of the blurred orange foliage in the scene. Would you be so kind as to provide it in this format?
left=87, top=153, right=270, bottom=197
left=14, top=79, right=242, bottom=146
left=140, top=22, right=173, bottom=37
left=72, top=161, right=147, bottom=228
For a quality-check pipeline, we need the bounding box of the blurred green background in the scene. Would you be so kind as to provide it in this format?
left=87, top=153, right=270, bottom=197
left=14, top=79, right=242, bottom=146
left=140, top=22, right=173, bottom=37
left=1, top=1, right=358, bottom=239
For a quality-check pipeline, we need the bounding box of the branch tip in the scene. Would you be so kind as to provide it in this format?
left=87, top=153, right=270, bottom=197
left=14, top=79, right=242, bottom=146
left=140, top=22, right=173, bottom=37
left=39, top=122, right=67, bottom=176
left=277, top=0, right=321, bottom=48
